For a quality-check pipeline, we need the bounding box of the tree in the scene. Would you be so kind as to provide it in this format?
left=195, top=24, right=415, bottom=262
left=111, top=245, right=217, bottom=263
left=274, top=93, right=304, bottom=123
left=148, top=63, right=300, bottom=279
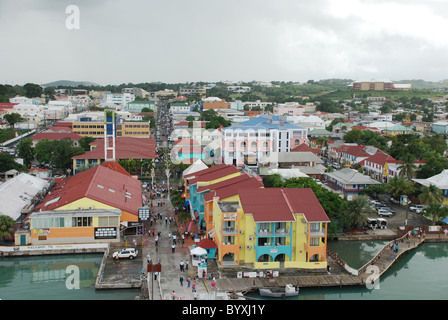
left=34, top=138, right=84, bottom=172
left=422, top=204, right=448, bottom=225
left=343, top=195, right=376, bottom=229
left=3, top=113, right=23, bottom=127
left=23, top=83, right=43, bottom=98
left=397, top=154, right=417, bottom=180
left=0, top=215, right=15, bottom=241
left=418, top=184, right=443, bottom=206
left=384, top=176, right=415, bottom=225
left=79, top=136, right=96, bottom=152
left=0, top=152, right=27, bottom=172
left=17, top=137, right=34, bottom=167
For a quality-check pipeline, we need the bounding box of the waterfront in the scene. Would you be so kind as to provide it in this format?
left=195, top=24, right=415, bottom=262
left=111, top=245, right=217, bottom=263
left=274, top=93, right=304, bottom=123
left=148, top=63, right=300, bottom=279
left=0, top=254, right=140, bottom=300
left=247, top=241, right=448, bottom=300
left=1, top=241, right=448, bottom=300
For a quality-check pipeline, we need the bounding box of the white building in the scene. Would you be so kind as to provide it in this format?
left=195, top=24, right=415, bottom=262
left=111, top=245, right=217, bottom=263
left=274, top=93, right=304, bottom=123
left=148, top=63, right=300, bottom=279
left=103, top=93, right=135, bottom=108
left=10, top=96, right=33, bottom=104
left=222, top=116, right=308, bottom=167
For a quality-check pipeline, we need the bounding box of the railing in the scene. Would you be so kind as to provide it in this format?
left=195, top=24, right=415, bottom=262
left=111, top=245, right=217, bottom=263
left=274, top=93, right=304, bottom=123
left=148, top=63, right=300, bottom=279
left=357, top=233, right=408, bottom=276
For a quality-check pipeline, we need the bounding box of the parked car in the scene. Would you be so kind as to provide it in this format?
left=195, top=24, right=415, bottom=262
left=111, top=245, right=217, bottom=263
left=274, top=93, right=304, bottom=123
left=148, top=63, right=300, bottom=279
left=378, top=209, right=393, bottom=217
left=390, top=198, right=400, bottom=204
left=112, top=248, right=138, bottom=259
left=410, top=205, right=423, bottom=213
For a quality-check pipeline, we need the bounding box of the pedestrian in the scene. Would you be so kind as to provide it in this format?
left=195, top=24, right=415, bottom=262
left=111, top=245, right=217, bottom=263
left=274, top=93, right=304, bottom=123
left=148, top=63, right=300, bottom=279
left=193, top=290, right=198, bottom=300
left=187, top=276, right=191, bottom=288
left=211, top=278, right=216, bottom=291
left=172, top=290, right=176, bottom=300
left=172, top=243, right=175, bottom=253
left=155, top=236, right=158, bottom=246
left=168, top=232, right=171, bottom=239
left=180, top=260, right=184, bottom=272
left=192, top=281, right=196, bottom=292
left=185, top=260, right=189, bottom=271
left=173, top=234, right=177, bottom=244
left=180, top=276, right=184, bottom=287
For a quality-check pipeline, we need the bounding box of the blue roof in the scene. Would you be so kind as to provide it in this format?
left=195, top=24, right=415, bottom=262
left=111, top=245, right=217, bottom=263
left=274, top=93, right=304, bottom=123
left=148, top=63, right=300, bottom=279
left=223, top=116, right=305, bottom=131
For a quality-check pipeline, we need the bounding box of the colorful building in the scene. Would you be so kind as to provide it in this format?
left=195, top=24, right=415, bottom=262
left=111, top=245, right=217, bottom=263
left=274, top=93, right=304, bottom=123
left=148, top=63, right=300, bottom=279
left=211, top=188, right=330, bottom=269
left=34, top=161, right=142, bottom=224
left=183, top=164, right=241, bottom=230
left=28, top=208, right=121, bottom=245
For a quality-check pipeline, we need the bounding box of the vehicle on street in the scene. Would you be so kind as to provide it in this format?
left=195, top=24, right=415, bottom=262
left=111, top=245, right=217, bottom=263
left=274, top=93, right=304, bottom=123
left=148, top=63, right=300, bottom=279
left=410, top=205, right=423, bottom=213
left=378, top=208, right=393, bottom=217
left=112, top=248, right=138, bottom=259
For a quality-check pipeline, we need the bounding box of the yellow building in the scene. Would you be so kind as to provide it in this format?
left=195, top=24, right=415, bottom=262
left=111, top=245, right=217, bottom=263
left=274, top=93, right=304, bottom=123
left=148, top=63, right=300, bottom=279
left=211, top=188, right=330, bottom=269
left=28, top=209, right=121, bottom=245
left=72, top=121, right=150, bottom=138
left=34, top=161, right=142, bottom=225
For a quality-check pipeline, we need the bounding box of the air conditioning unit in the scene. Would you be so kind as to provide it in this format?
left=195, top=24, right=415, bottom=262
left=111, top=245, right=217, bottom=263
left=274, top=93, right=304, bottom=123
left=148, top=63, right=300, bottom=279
left=246, top=245, right=252, bottom=250
left=239, top=230, right=244, bottom=234
left=248, top=236, right=253, bottom=241
left=78, top=207, right=83, bottom=210
left=89, top=206, right=94, bottom=210
left=239, top=246, right=243, bottom=249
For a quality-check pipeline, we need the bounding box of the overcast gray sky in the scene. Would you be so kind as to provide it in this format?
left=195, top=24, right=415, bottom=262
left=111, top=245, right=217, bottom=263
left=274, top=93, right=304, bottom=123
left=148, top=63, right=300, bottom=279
left=1, top=0, right=448, bottom=86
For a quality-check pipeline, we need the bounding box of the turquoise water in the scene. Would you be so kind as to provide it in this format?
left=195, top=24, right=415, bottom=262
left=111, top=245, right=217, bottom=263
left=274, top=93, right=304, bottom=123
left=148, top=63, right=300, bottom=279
left=248, top=241, right=448, bottom=300
left=0, top=254, right=140, bottom=300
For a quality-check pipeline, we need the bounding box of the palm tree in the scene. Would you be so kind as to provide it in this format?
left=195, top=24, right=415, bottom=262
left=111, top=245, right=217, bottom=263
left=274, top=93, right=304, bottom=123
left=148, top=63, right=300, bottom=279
left=422, top=203, right=448, bottom=225
left=344, top=195, right=376, bottom=229
left=0, top=215, right=15, bottom=241
left=418, top=184, right=444, bottom=206
left=397, top=154, right=417, bottom=181
left=384, top=176, right=415, bottom=225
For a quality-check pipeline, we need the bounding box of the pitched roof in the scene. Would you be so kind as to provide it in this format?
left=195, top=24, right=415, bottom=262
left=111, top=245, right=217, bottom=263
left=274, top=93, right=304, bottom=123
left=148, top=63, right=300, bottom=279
left=291, top=143, right=320, bottom=154
left=201, top=174, right=263, bottom=202
left=33, top=161, right=141, bottom=216
left=238, top=188, right=329, bottom=222
left=31, top=132, right=83, bottom=141
left=187, top=165, right=240, bottom=185
left=361, top=151, right=395, bottom=166
left=72, top=137, right=156, bottom=160
left=325, top=168, right=381, bottom=185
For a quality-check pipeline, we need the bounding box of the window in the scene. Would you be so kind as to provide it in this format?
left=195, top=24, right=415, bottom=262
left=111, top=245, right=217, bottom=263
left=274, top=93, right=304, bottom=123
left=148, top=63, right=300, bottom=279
left=72, top=216, right=92, bottom=227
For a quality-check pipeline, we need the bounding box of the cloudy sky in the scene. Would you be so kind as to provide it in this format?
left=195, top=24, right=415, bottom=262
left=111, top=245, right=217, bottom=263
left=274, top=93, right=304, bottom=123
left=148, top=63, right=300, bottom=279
left=1, top=0, right=448, bottom=86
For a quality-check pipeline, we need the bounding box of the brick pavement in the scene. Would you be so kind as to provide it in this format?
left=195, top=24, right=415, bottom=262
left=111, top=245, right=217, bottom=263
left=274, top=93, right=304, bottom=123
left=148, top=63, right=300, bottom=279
left=142, top=192, right=214, bottom=300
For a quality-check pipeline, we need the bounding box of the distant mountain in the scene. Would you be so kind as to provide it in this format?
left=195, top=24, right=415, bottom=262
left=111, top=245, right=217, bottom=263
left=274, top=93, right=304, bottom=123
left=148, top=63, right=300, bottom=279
left=41, top=80, right=100, bottom=88
left=394, top=79, right=448, bottom=90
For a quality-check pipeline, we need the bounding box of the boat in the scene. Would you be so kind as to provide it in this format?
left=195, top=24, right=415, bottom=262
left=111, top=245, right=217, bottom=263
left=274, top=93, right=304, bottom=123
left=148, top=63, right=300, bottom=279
left=259, top=284, right=299, bottom=298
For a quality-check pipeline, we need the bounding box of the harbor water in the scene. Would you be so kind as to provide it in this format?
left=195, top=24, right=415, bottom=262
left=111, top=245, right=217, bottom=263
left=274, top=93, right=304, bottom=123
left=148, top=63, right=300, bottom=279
left=249, top=241, right=448, bottom=300
left=1, top=241, right=448, bottom=300
left=0, top=254, right=140, bottom=300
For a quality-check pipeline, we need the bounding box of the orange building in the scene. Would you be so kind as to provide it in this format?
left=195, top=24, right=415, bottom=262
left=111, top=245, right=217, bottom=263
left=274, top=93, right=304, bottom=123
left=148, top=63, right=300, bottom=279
left=202, top=97, right=229, bottom=110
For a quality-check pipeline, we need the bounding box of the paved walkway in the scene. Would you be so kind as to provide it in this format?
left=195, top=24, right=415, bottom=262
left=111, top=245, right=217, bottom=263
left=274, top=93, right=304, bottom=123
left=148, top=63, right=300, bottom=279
left=141, top=193, right=216, bottom=300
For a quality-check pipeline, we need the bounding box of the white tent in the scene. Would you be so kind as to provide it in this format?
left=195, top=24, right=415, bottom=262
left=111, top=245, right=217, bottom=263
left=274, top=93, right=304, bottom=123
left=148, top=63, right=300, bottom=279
left=190, top=246, right=208, bottom=267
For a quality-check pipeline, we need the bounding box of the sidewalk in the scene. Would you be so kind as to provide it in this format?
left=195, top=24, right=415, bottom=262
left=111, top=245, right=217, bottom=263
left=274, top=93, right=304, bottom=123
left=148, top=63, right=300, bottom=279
left=142, top=194, right=212, bottom=300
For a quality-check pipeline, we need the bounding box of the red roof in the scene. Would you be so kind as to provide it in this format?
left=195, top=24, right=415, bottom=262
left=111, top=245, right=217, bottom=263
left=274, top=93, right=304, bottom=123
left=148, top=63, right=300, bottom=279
left=200, top=174, right=263, bottom=202
left=184, top=163, right=227, bottom=180
left=34, top=161, right=141, bottom=215
left=361, top=151, right=395, bottom=166
left=31, top=132, right=83, bottom=141
left=197, top=238, right=218, bottom=249
left=187, top=165, right=240, bottom=185
left=73, top=137, right=156, bottom=160
left=238, top=188, right=329, bottom=223
left=291, top=143, right=320, bottom=154
left=47, top=126, right=72, bottom=132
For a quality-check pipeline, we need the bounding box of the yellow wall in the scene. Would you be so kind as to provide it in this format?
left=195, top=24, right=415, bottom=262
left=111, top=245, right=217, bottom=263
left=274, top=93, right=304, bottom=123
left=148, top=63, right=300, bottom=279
left=58, top=197, right=138, bottom=222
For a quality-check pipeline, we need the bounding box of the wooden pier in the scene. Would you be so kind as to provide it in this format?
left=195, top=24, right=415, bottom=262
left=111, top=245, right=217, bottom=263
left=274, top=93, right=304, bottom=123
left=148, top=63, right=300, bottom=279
left=215, top=274, right=363, bottom=294
left=216, top=232, right=448, bottom=295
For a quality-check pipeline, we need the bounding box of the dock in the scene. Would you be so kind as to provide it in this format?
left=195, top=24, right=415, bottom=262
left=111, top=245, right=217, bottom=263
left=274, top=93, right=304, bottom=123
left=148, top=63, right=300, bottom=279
left=215, top=274, right=363, bottom=294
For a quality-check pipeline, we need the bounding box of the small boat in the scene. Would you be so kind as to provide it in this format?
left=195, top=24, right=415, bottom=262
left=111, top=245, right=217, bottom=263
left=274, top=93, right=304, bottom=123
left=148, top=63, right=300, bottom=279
left=259, top=284, right=299, bottom=298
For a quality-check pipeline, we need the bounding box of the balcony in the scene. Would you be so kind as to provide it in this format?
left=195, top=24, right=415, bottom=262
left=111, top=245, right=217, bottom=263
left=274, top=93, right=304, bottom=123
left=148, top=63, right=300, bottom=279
left=223, top=227, right=238, bottom=235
